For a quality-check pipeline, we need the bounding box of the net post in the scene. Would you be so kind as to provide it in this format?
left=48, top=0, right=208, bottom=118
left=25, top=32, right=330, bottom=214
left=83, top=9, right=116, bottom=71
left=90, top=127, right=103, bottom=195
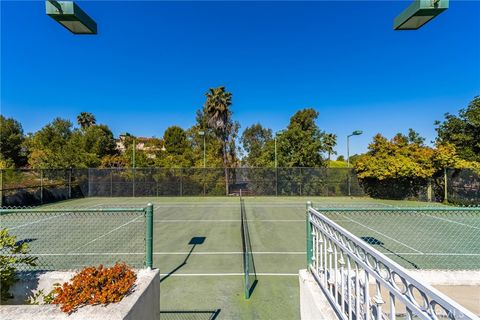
left=306, top=201, right=313, bottom=269
left=145, top=203, right=154, bottom=269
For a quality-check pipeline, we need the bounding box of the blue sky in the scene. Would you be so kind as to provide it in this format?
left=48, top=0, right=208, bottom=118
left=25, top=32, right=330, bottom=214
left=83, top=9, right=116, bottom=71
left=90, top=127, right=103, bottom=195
left=1, top=1, right=479, bottom=157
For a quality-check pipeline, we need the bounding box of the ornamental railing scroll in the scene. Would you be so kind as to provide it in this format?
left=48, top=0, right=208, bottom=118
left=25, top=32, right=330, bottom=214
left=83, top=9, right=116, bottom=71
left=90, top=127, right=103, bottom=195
left=306, top=204, right=478, bottom=320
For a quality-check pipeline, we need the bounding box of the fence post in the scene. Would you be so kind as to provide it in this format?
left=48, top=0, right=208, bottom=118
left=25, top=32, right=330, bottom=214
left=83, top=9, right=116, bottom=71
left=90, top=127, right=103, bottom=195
left=180, top=169, right=183, bottom=196
left=306, top=201, right=313, bottom=269
left=40, top=169, right=44, bottom=204
left=427, top=178, right=432, bottom=202
left=203, top=168, right=206, bottom=196
left=444, top=167, right=448, bottom=203
left=87, top=168, right=91, bottom=197
left=110, top=169, right=113, bottom=197
left=68, top=168, right=72, bottom=199
left=145, top=203, right=153, bottom=269
left=275, top=167, right=278, bottom=197
left=133, top=167, right=136, bottom=197
left=0, top=169, right=3, bottom=207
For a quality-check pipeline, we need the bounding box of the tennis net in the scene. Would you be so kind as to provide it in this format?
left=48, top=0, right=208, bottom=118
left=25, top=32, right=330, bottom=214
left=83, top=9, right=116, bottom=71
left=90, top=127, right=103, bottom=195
left=240, top=197, right=257, bottom=299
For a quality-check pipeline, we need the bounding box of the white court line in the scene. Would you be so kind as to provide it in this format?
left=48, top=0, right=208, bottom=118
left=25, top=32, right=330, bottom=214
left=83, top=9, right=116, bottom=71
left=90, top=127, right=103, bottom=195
left=89, top=203, right=107, bottom=208
left=69, top=215, right=143, bottom=253
left=159, top=273, right=298, bottom=276
left=153, top=204, right=303, bottom=208
left=152, top=251, right=305, bottom=255
left=150, top=219, right=304, bottom=222
left=424, top=214, right=480, bottom=231
left=8, top=212, right=71, bottom=230
left=343, top=216, right=424, bottom=254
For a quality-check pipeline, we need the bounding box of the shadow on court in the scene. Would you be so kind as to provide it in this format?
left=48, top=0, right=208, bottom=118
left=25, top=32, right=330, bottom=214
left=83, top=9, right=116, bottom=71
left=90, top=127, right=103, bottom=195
left=361, top=236, right=419, bottom=269
left=159, top=309, right=221, bottom=320
left=160, top=236, right=206, bottom=283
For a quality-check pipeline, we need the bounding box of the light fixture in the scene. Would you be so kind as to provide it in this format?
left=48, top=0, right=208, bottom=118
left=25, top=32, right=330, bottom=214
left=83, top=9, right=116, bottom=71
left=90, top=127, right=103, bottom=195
left=351, top=130, right=363, bottom=136
left=394, top=0, right=448, bottom=30
left=46, top=1, right=97, bottom=34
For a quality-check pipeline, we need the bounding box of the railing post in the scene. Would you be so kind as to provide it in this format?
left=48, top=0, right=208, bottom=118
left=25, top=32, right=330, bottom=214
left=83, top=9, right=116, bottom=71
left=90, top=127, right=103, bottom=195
left=306, top=201, right=313, bottom=268
left=145, top=203, right=153, bottom=269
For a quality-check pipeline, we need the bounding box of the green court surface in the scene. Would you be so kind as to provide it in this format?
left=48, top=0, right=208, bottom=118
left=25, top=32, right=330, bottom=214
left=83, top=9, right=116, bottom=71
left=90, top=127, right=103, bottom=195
left=3, top=196, right=479, bottom=319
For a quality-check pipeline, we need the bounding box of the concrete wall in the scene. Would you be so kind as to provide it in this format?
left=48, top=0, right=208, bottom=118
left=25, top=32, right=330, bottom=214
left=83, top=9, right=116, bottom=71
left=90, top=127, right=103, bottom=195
left=0, top=269, right=160, bottom=320
left=298, top=269, right=338, bottom=320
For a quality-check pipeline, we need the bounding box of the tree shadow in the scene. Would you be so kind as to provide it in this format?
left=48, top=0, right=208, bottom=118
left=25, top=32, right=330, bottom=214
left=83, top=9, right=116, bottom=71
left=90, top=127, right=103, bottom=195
left=160, top=236, right=206, bottom=283
left=361, top=236, right=419, bottom=269
left=159, top=309, right=221, bottom=320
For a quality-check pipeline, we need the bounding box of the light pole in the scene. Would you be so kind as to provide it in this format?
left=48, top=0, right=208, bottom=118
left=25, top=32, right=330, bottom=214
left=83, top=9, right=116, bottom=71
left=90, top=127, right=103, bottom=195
left=274, top=136, right=277, bottom=169
left=132, top=137, right=136, bottom=169
left=347, top=130, right=363, bottom=196
left=199, top=131, right=206, bottom=168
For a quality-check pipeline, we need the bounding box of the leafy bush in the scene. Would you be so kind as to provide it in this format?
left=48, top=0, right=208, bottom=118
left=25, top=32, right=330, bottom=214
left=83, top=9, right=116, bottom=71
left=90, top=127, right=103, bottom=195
left=0, top=228, right=37, bottom=301
left=52, top=262, right=136, bottom=314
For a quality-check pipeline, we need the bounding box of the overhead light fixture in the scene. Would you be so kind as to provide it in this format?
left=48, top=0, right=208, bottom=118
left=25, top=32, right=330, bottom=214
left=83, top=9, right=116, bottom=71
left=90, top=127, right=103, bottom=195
left=393, top=0, right=448, bottom=30
left=46, top=1, right=97, bottom=34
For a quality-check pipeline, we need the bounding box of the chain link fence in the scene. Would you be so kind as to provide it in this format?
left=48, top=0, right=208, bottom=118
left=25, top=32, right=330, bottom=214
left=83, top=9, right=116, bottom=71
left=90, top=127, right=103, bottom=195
left=0, top=168, right=88, bottom=207
left=316, top=207, right=480, bottom=270
left=80, top=167, right=364, bottom=197
left=0, top=206, right=152, bottom=271
left=1, top=167, right=478, bottom=206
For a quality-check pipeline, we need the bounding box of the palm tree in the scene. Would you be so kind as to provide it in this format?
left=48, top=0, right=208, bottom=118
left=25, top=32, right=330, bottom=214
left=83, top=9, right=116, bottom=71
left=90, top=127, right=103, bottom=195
left=204, top=86, right=233, bottom=195
left=77, top=112, right=96, bottom=129
left=324, top=133, right=337, bottom=161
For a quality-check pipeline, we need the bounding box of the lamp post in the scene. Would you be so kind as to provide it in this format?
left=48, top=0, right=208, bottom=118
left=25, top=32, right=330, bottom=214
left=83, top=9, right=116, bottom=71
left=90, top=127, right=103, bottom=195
left=198, top=131, right=206, bottom=168
left=347, top=130, right=363, bottom=196
left=46, top=1, right=97, bottom=34
left=132, top=137, right=136, bottom=169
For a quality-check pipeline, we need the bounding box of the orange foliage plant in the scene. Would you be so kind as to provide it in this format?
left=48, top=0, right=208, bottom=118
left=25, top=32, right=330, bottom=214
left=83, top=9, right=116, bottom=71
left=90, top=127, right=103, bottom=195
left=52, top=262, right=136, bottom=314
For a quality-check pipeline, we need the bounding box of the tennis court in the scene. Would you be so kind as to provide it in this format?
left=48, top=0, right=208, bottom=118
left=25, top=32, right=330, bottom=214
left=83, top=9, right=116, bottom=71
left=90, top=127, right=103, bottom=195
left=2, top=196, right=479, bottom=319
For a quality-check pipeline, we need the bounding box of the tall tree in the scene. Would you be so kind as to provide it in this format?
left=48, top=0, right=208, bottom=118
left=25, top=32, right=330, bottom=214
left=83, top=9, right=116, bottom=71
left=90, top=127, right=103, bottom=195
left=26, top=118, right=116, bottom=168
left=0, top=116, right=26, bottom=167
left=203, top=86, right=236, bottom=194
left=240, top=123, right=274, bottom=167
left=77, top=112, right=96, bottom=129
left=277, top=108, right=328, bottom=167
left=435, top=97, right=480, bottom=162
left=163, top=126, right=188, bottom=156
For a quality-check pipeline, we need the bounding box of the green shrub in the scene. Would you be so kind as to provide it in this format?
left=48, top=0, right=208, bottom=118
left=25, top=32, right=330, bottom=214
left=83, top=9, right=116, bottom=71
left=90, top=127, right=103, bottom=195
left=0, top=228, right=37, bottom=301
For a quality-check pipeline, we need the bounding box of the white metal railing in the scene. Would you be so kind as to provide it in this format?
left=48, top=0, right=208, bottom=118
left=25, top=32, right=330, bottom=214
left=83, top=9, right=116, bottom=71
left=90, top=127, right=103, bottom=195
left=306, top=203, right=479, bottom=320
